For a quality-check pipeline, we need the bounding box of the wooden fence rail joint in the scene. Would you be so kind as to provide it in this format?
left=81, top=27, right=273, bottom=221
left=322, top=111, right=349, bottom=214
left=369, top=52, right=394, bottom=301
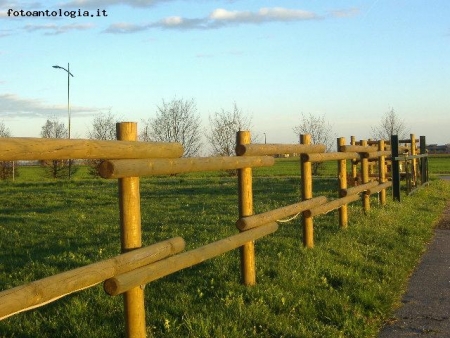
left=236, top=196, right=327, bottom=231
left=339, top=180, right=379, bottom=197
left=0, top=238, right=185, bottom=321
left=104, top=222, right=279, bottom=296
left=304, top=194, right=361, bottom=218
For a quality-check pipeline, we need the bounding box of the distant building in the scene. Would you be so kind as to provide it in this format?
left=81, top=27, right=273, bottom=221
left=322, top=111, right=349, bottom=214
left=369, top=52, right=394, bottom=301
left=426, top=144, right=450, bottom=154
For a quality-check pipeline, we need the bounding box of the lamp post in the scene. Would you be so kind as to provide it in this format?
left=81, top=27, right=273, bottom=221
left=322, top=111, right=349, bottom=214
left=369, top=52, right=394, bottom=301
left=52, top=63, right=74, bottom=178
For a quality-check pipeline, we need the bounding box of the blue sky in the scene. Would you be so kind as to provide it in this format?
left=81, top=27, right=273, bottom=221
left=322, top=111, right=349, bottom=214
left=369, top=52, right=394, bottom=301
left=1, top=0, right=449, bottom=148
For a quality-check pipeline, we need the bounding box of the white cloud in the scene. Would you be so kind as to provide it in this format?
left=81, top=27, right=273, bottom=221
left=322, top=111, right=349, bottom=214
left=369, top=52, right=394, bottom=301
left=329, top=8, right=360, bottom=18
left=209, top=7, right=320, bottom=25
left=162, top=16, right=183, bottom=26
left=209, top=7, right=319, bottom=23
left=23, top=23, right=95, bottom=35
left=152, top=16, right=204, bottom=30
left=0, top=93, right=99, bottom=118
left=103, top=22, right=146, bottom=33
left=209, top=8, right=251, bottom=21
left=260, top=7, right=319, bottom=20
left=0, top=30, right=12, bottom=37
left=60, top=0, right=164, bottom=8
left=104, top=7, right=322, bottom=33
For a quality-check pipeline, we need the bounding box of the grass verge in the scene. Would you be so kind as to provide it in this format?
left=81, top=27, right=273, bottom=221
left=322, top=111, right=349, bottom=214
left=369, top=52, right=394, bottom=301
left=0, top=175, right=449, bottom=337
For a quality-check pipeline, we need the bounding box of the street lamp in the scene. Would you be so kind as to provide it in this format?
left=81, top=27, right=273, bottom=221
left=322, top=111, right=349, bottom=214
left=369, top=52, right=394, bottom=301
left=52, top=63, right=74, bottom=178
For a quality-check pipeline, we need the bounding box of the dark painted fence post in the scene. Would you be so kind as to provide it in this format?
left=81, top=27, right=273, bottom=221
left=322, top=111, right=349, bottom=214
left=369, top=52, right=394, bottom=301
left=391, top=134, right=401, bottom=202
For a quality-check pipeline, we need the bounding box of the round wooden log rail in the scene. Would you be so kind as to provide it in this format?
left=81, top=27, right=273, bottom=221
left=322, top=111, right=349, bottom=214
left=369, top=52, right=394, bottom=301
left=368, top=140, right=391, bottom=146
left=0, top=137, right=183, bottom=161
left=367, top=181, right=393, bottom=195
left=236, top=196, right=327, bottom=231
left=103, top=222, right=279, bottom=296
left=0, top=237, right=185, bottom=321
left=302, top=151, right=360, bottom=163
left=367, top=150, right=391, bottom=159
left=394, top=153, right=428, bottom=161
left=99, top=156, right=275, bottom=179
left=235, top=143, right=325, bottom=156
left=339, top=180, right=380, bottom=197
left=304, top=194, right=361, bottom=218
left=339, top=145, right=379, bottom=153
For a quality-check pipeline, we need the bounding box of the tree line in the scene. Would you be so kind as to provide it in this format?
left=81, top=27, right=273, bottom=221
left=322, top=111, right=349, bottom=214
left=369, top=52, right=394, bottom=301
left=0, top=98, right=408, bottom=180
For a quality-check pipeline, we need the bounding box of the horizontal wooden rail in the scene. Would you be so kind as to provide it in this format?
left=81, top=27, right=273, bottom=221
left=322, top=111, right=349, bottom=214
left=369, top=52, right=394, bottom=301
left=368, top=150, right=391, bottom=159
left=236, top=196, right=327, bottom=231
left=367, top=140, right=391, bottom=146
left=0, top=138, right=183, bottom=161
left=367, top=181, right=393, bottom=195
left=304, top=194, right=361, bottom=218
left=104, top=222, right=279, bottom=296
left=340, top=181, right=380, bottom=197
left=398, top=138, right=419, bottom=144
left=235, top=143, right=325, bottom=156
left=394, top=154, right=428, bottom=161
left=0, top=237, right=185, bottom=321
left=302, top=152, right=360, bottom=163
left=339, top=145, right=379, bottom=153
left=99, top=156, right=275, bottom=179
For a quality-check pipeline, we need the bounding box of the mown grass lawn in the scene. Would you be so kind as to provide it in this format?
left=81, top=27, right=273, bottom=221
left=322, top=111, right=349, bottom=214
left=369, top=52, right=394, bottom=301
left=0, top=158, right=449, bottom=337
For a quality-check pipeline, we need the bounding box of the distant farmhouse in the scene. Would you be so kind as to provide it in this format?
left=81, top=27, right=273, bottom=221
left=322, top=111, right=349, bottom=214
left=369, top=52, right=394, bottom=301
left=426, top=144, right=450, bottom=154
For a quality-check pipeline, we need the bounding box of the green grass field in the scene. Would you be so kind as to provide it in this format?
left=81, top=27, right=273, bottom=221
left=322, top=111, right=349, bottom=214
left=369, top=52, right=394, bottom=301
left=0, top=157, right=450, bottom=337
left=427, top=155, right=450, bottom=174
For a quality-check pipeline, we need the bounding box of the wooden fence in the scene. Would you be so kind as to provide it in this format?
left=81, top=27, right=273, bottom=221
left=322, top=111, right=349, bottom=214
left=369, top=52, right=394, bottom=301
left=0, top=122, right=429, bottom=337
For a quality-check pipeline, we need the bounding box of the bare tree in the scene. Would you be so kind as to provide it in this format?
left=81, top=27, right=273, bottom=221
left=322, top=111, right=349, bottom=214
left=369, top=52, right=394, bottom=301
left=207, top=103, right=252, bottom=156
left=41, top=118, right=68, bottom=139
left=0, top=121, right=16, bottom=180
left=0, top=121, right=9, bottom=137
left=371, top=108, right=408, bottom=140
left=293, top=113, right=335, bottom=175
left=40, top=117, right=75, bottom=179
left=88, top=111, right=118, bottom=141
left=87, top=112, right=119, bottom=177
left=140, top=98, right=202, bottom=157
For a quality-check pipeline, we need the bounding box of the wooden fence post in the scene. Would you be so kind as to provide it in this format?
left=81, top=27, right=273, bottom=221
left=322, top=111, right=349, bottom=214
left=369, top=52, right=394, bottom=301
left=116, top=122, right=146, bottom=338
left=410, top=133, right=417, bottom=187
left=378, top=140, right=387, bottom=206
left=361, top=139, right=370, bottom=213
left=236, top=131, right=256, bottom=286
left=300, top=134, right=314, bottom=248
left=350, top=136, right=358, bottom=186
left=337, top=137, right=348, bottom=228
